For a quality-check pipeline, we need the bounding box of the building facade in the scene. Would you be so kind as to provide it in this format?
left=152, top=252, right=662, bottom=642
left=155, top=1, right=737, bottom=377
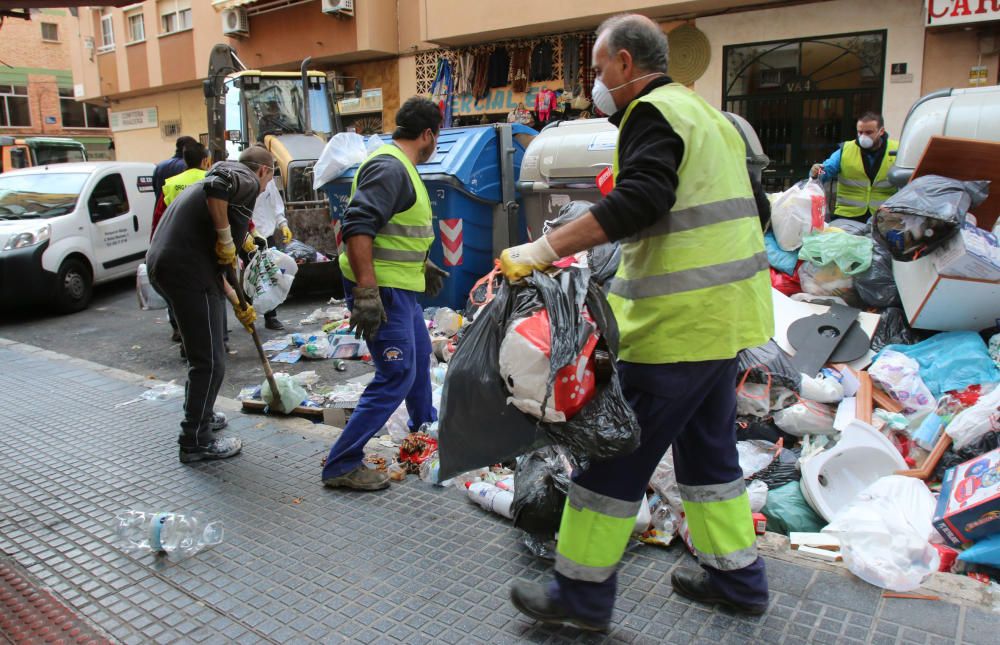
left=0, top=7, right=113, bottom=160
left=68, top=0, right=999, bottom=182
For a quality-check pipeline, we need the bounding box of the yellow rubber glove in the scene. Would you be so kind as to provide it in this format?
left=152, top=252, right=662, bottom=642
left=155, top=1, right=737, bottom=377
left=499, top=236, right=559, bottom=282
left=279, top=224, right=293, bottom=245
left=233, top=302, right=256, bottom=332
left=215, top=227, right=237, bottom=266
left=241, top=232, right=258, bottom=254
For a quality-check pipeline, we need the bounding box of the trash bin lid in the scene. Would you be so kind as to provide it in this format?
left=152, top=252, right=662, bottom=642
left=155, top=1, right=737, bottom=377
left=519, top=118, right=618, bottom=186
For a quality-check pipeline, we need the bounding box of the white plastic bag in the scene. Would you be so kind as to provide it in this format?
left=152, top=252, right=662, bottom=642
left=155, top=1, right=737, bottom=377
left=312, top=132, right=367, bottom=190
left=822, top=475, right=941, bottom=591
left=243, top=248, right=298, bottom=314
left=945, top=385, right=1000, bottom=450
left=770, top=179, right=826, bottom=251
left=299, top=336, right=332, bottom=360
left=868, top=350, right=936, bottom=422
left=747, top=479, right=769, bottom=513
left=365, top=134, right=384, bottom=156
left=773, top=400, right=837, bottom=436
left=136, top=263, right=167, bottom=310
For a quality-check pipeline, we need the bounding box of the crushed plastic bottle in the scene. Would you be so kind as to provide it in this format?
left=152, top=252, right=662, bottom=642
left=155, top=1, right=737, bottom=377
left=432, top=308, right=464, bottom=337
left=112, top=510, right=223, bottom=562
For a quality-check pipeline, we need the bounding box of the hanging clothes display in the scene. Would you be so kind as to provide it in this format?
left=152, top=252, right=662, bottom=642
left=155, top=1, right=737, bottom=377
left=453, top=50, right=474, bottom=96
left=578, top=33, right=597, bottom=98
left=562, top=35, right=580, bottom=91
left=534, top=87, right=558, bottom=124
left=530, top=41, right=555, bottom=82
left=487, top=46, right=511, bottom=89
left=472, top=50, right=490, bottom=100
left=509, top=45, right=532, bottom=93
left=430, top=58, right=454, bottom=128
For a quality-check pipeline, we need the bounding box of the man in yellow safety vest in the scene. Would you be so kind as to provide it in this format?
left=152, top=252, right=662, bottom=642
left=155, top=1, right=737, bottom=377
left=499, top=13, right=774, bottom=631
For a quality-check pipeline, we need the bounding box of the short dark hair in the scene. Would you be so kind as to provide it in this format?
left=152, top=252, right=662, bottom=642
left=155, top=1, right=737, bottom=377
left=393, top=97, right=442, bottom=141
left=858, top=111, right=884, bottom=128
left=182, top=142, right=208, bottom=169
left=597, top=14, right=669, bottom=74
left=174, top=135, right=197, bottom=155
left=239, top=143, right=274, bottom=171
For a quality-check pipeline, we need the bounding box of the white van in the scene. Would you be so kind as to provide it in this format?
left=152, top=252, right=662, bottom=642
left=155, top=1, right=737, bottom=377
left=889, top=84, right=1000, bottom=187
left=0, top=162, right=156, bottom=312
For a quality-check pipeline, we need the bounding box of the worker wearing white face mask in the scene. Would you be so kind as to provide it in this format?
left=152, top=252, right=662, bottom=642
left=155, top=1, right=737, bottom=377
left=810, top=112, right=899, bottom=221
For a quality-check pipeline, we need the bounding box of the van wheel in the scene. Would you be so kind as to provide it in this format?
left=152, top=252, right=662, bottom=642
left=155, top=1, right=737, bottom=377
left=52, top=258, right=93, bottom=313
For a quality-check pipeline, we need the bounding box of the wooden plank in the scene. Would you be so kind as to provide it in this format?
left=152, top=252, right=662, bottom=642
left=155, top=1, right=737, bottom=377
left=871, top=385, right=904, bottom=414
left=896, top=432, right=952, bottom=480
left=911, top=136, right=1000, bottom=230
left=240, top=399, right=325, bottom=419
left=855, top=371, right=873, bottom=424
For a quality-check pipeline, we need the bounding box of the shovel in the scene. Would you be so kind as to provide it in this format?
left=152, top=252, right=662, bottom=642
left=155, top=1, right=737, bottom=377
left=226, top=261, right=287, bottom=414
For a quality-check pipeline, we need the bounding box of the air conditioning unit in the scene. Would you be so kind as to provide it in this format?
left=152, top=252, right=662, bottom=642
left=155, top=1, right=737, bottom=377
left=322, top=0, right=354, bottom=17
left=222, top=7, right=250, bottom=38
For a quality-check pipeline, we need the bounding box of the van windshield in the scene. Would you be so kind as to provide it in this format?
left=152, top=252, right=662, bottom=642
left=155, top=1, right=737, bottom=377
left=0, top=172, right=88, bottom=219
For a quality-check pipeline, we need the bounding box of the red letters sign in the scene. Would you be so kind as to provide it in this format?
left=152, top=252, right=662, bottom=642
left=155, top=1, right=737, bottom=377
left=926, top=0, right=1000, bottom=26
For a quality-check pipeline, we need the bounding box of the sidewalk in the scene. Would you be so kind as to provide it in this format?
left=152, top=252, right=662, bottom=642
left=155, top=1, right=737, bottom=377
left=0, top=338, right=994, bottom=645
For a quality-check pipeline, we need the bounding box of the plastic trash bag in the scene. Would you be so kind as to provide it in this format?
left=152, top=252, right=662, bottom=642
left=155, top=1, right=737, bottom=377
left=869, top=307, right=920, bottom=353
left=747, top=479, right=769, bottom=513
left=512, top=446, right=575, bottom=535
left=313, top=132, right=367, bottom=190
left=798, top=261, right=860, bottom=307
left=957, top=534, right=1000, bottom=568
left=299, top=335, right=332, bottom=359
left=261, top=373, right=306, bottom=412
left=855, top=244, right=901, bottom=308
left=773, top=400, right=837, bottom=436
left=945, top=385, right=1000, bottom=450
left=365, top=134, right=384, bottom=157
left=799, top=231, right=873, bottom=275
left=822, top=475, right=941, bottom=591
left=879, top=332, right=1000, bottom=399
left=991, top=333, right=1000, bottom=369
left=543, top=201, right=621, bottom=284
left=283, top=239, right=327, bottom=264
left=771, top=179, right=826, bottom=251
left=136, top=263, right=167, bottom=310
left=738, top=440, right=779, bottom=478
left=799, top=370, right=845, bottom=404
left=243, top=248, right=298, bottom=314
left=748, top=447, right=801, bottom=488
left=873, top=175, right=989, bottom=261
left=761, top=481, right=826, bottom=535
left=737, top=340, right=802, bottom=392
left=868, top=350, right=936, bottom=421
left=770, top=266, right=802, bottom=296
left=765, top=231, right=799, bottom=275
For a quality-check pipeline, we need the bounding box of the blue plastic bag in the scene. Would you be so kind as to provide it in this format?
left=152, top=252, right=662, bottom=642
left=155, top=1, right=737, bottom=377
left=765, top=231, right=799, bottom=275
left=957, top=534, right=1000, bottom=568
left=878, top=332, right=1000, bottom=398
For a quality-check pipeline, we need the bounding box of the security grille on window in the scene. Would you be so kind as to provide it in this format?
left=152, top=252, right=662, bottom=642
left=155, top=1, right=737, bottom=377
left=127, top=12, right=145, bottom=42
left=159, top=0, right=192, bottom=34
left=161, top=120, right=181, bottom=138
left=99, top=12, right=114, bottom=51
left=41, top=22, right=59, bottom=41
left=59, top=87, right=109, bottom=129
left=0, top=84, right=30, bottom=127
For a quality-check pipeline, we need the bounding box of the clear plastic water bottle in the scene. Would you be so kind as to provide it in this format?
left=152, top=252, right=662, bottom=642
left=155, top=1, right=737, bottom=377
left=112, top=511, right=223, bottom=561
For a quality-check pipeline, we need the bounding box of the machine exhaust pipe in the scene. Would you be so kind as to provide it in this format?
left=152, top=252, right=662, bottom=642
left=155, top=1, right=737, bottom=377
left=301, top=57, right=312, bottom=136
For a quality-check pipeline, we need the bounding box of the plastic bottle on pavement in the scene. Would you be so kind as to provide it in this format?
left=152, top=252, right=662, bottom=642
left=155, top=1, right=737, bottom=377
left=466, top=482, right=514, bottom=519
left=112, top=510, right=223, bottom=561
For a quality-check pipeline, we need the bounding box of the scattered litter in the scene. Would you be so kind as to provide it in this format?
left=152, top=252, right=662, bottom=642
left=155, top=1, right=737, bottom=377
left=115, top=380, right=184, bottom=407
left=261, top=373, right=307, bottom=413
left=261, top=338, right=290, bottom=352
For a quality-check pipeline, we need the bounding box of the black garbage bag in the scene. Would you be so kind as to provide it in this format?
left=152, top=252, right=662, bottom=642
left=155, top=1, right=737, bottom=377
left=283, top=239, right=325, bottom=263
left=934, top=432, right=1000, bottom=481
left=736, top=340, right=801, bottom=392
left=870, top=307, right=921, bottom=353
left=873, top=175, right=989, bottom=261
left=438, top=266, right=640, bottom=480
left=544, top=201, right=621, bottom=285
left=748, top=446, right=801, bottom=489
left=512, top=446, right=575, bottom=536
left=855, top=243, right=902, bottom=308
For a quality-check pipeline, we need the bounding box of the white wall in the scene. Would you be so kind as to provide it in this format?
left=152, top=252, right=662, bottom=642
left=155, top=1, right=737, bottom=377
left=694, top=0, right=927, bottom=136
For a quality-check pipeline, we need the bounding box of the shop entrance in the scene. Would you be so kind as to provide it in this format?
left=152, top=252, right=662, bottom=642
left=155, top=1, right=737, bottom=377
left=723, top=31, right=886, bottom=191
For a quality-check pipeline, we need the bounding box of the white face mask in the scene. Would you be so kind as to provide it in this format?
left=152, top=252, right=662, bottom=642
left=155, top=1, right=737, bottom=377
left=592, top=72, right=665, bottom=116
left=858, top=134, right=875, bottom=149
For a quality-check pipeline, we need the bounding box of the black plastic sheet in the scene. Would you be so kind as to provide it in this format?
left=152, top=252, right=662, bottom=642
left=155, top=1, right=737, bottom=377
left=855, top=243, right=902, bottom=308
left=737, top=340, right=802, bottom=392
left=512, top=446, right=575, bottom=536
left=870, top=307, right=921, bottom=353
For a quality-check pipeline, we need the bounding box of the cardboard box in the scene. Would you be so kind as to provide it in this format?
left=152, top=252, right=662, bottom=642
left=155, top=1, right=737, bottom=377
left=932, top=222, right=1000, bottom=281
left=893, top=256, right=1000, bottom=331
left=933, top=447, right=1000, bottom=548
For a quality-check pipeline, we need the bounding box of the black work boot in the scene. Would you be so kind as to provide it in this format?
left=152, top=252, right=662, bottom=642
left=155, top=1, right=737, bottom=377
left=510, top=580, right=609, bottom=632
left=322, top=464, right=389, bottom=491
left=179, top=437, right=242, bottom=464
left=264, top=313, right=285, bottom=331
left=670, top=570, right=768, bottom=615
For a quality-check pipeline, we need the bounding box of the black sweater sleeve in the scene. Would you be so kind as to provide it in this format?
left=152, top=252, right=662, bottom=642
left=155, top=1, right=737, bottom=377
left=341, top=156, right=417, bottom=241
left=589, top=102, right=683, bottom=242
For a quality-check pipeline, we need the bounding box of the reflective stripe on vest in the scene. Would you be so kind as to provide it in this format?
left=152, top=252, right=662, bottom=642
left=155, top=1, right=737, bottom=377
left=835, top=139, right=898, bottom=218
left=678, top=479, right=758, bottom=570
left=609, top=83, right=773, bottom=364
left=338, top=144, right=434, bottom=292
left=554, top=482, right=640, bottom=583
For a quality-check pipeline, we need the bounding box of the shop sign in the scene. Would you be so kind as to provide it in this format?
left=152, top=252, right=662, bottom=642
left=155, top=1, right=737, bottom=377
left=451, top=82, right=555, bottom=116
left=109, top=107, right=158, bottom=132
left=926, top=1, right=1000, bottom=27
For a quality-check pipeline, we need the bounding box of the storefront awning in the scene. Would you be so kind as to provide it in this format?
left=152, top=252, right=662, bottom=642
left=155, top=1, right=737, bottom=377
left=211, top=0, right=260, bottom=11
left=3, top=1, right=135, bottom=8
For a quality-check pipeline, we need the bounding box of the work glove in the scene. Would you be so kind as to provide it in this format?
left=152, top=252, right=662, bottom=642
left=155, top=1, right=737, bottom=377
left=423, top=259, right=449, bottom=298
left=499, top=236, right=559, bottom=282
left=279, top=224, right=293, bottom=245
left=809, top=164, right=824, bottom=179
left=233, top=301, right=256, bottom=332
left=216, top=227, right=237, bottom=266
left=241, top=231, right=266, bottom=254
left=349, top=286, right=387, bottom=342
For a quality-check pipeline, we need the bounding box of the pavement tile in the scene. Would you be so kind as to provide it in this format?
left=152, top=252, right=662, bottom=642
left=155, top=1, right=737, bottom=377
left=880, top=598, right=960, bottom=638
left=804, top=570, right=883, bottom=615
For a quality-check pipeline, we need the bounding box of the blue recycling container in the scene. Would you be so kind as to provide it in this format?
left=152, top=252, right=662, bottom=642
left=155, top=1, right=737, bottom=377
left=323, top=124, right=536, bottom=310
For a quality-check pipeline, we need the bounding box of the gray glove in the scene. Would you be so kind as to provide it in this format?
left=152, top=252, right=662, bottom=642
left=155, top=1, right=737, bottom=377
left=424, top=260, right=449, bottom=298
left=348, top=287, right=387, bottom=342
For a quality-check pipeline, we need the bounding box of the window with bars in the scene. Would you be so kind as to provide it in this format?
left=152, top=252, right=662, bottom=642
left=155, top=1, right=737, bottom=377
left=41, top=22, right=59, bottom=42
left=159, top=0, right=192, bottom=35
left=59, top=87, right=109, bottom=129
left=0, top=84, right=30, bottom=127
left=99, top=12, right=114, bottom=51
left=127, top=12, right=145, bottom=42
